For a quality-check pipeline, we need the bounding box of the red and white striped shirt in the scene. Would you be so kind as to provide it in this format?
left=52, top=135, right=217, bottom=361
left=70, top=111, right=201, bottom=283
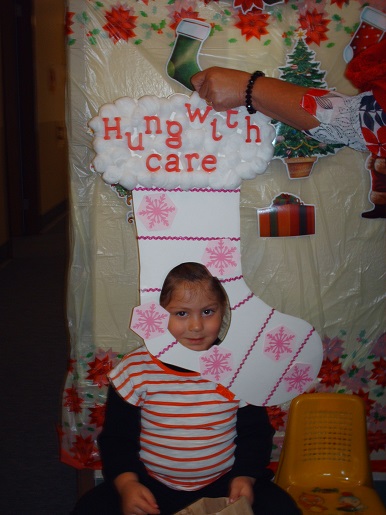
left=109, top=347, right=242, bottom=491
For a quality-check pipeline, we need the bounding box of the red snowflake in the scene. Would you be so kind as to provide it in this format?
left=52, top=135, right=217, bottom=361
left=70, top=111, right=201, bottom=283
left=235, top=10, right=269, bottom=41
left=66, top=11, right=75, bottom=36
left=63, top=386, right=83, bottom=414
left=69, top=434, right=101, bottom=468
left=370, top=357, right=386, bottom=387
left=86, top=352, right=117, bottom=388
left=233, top=0, right=265, bottom=13
left=103, top=5, right=138, bottom=44
left=89, top=403, right=106, bottom=428
left=169, top=8, right=205, bottom=32
left=298, top=9, right=330, bottom=46
left=362, top=127, right=386, bottom=158
left=266, top=405, right=287, bottom=430
left=318, top=357, right=344, bottom=387
left=354, top=389, right=376, bottom=417
left=367, top=429, right=386, bottom=453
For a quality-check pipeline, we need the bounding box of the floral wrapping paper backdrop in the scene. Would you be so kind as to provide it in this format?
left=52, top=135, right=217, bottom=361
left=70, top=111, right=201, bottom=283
left=61, top=0, right=385, bottom=471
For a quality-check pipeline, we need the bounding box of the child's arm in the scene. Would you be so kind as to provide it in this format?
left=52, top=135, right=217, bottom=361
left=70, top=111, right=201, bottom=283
left=228, top=404, right=275, bottom=504
left=98, top=385, right=160, bottom=514
left=98, top=385, right=145, bottom=480
left=114, top=472, right=160, bottom=515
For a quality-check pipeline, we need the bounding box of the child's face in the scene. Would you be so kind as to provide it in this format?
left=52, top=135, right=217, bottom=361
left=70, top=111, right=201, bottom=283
left=164, top=280, right=223, bottom=352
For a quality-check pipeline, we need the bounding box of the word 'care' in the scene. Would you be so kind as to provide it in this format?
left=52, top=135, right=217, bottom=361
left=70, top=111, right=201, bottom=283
left=102, top=103, right=262, bottom=174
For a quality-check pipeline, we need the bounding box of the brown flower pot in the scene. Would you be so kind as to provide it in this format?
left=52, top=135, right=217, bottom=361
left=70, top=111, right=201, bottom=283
left=284, top=156, right=317, bottom=179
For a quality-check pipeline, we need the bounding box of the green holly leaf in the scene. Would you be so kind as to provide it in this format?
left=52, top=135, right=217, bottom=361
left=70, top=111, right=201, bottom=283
left=326, top=43, right=335, bottom=48
left=86, top=352, right=93, bottom=358
left=135, top=39, right=143, bottom=45
left=264, top=40, right=271, bottom=46
left=89, top=37, right=97, bottom=45
left=68, top=38, right=76, bottom=46
left=88, top=427, right=95, bottom=432
left=87, top=393, right=94, bottom=398
left=228, top=38, right=237, bottom=43
left=140, top=11, right=148, bottom=17
left=91, top=29, right=100, bottom=35
left=81, top=11, right=89, bottom=23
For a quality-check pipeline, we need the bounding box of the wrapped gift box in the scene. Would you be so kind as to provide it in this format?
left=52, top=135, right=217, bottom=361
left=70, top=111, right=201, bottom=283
left=258, top=193, right=315, bottom=237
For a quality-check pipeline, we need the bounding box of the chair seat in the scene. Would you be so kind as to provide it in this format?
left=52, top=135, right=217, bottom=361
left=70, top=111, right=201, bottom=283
left=285, top=484, right=386, bottom=514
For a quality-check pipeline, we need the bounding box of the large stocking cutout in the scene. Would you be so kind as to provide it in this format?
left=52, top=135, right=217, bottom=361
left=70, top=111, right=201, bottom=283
left=90, top=92, right=323, bottom=406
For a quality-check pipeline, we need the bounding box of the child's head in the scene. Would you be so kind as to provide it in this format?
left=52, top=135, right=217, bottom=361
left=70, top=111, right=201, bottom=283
left=160, top=262, right=228, bottom=351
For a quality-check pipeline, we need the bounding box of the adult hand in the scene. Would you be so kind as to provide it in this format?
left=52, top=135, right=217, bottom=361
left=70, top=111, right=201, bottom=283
left=191, top=67, right=250, bottom=112
left=115, top=473, right=160, bottom=515
left=228, top=475, right=255, bottom=506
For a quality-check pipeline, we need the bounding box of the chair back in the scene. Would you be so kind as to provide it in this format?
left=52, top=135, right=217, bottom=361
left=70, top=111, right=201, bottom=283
left=275, top=393, right=373, bottom=490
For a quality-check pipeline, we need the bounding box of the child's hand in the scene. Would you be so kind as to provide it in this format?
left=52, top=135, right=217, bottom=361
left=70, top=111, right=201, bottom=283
left=228, top=475, right=255, bottom=506
left=114, top=473, right=160, bottom=515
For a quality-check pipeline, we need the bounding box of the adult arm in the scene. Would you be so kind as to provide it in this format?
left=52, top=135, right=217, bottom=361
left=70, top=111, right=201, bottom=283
left=191, top=67, right=319, bottom=131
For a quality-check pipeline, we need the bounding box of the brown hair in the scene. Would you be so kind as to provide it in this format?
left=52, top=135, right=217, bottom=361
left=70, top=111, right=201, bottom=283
left=160, top=262, right=227, bottom=314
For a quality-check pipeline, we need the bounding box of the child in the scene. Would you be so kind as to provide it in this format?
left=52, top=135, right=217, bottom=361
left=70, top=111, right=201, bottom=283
left=72, top=263, right=301, bottom=515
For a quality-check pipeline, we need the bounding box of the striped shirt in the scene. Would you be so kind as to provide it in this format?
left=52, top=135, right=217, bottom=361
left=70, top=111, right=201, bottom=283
left=109, top=347, right=242, bottom=491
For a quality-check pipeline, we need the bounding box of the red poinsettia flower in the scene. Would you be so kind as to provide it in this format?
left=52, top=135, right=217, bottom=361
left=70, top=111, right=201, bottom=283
left=298, top=9, right=330, bottom=46
left=362, top=126, right=386, bottom=158
left=66, top=11, right=75, bottom=36
left=354, top=389, right=376, bottom=417
left=370, top=357, right=386, bottom=387
left=235, top=10, right=269, bottom=41
left=330, top=0, right=349, bottom=8
left=318, top=357, right=344, bottom=387
left=69, top=434, right=101, bottom=467
left=103, top=5, right=138, bottom=44
left=86, top=349, right=118, bottom=388
left=89, top=404, right=106, bottom=428
left=266, top=405, right=287, bottom=430
left=233, top=0, right=265, bottom=13
left=63, top=386, right=83, bottom=414
left=169, top=8, right=205, bottom=32
left=67, top=358, right=76, bottom=373
left=367, top=429, right=386, bottom=453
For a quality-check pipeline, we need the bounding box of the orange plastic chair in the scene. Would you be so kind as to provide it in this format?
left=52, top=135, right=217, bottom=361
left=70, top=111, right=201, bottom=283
left=275, top=393, right=386, bottom=514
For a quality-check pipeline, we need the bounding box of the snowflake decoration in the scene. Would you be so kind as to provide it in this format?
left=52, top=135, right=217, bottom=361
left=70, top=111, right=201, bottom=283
left=264, top=325, right=295, bottom=361
left=199, top=346, right=234, bottom=383
left=131, top=302, right=169, bottom=340
left=137, top=193, right=176, bottom=231
left=283, top=363, right=314, bottom=393
left=202, top=239, right=240, bottom=277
